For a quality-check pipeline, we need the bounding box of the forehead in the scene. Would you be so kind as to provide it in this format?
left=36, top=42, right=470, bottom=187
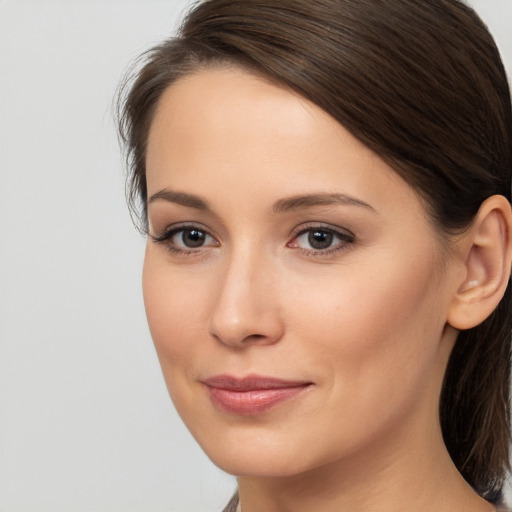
left=146, top=66, right=337, bottom=165
left=145, top=67, right=434, bottom=230
left=147, top=67, right=382, bottom=184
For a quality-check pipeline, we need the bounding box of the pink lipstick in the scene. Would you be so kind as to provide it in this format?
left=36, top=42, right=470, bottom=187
left=202, top=375, right=312, bottom=415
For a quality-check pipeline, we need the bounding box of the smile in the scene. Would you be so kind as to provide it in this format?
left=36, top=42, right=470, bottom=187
left=202, top=375, right=313, bottom=416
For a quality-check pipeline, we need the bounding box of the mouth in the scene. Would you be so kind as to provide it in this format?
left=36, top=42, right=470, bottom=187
left=201, top=375, right=313, bottom=416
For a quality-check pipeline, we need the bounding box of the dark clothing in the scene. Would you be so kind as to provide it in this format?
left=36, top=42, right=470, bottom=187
left=221, top=492, right=239, bottom=512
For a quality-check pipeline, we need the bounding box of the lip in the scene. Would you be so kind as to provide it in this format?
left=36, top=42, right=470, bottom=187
left=202, top=374, right=313, bottom=416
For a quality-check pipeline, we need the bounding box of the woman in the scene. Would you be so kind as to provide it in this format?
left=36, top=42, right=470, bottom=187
left=117, top=0, right=512, bottom=510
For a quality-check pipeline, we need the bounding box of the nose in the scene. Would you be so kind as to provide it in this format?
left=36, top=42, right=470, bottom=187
left=208, top=249, right=285, bottom=348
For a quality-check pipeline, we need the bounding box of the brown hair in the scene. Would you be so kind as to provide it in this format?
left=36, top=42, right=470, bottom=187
left=117, top=0, right=512, bottom=503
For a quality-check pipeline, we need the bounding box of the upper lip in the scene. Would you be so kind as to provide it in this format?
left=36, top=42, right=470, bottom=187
left=202, top=374, right=313, bottom=391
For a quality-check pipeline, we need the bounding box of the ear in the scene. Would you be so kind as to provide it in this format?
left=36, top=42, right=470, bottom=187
left=448, top=195, right=512, bottom=330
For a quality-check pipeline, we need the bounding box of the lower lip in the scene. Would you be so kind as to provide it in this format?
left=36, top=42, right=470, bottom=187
left=206, top=385, right=311, bottom=415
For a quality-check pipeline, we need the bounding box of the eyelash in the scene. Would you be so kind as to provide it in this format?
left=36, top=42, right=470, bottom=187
left=150, top=223, right=355, bottom=257
left=288, top=223, right=355, bottom=256
left=150, top=224, right=218, bottom=255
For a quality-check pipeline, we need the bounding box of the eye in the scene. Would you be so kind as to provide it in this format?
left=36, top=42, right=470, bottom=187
left=150, top=225, right=219, bottom=253
left=288, top=226, right=354, bottom=254
left=173, top=228, right=209, bottom=248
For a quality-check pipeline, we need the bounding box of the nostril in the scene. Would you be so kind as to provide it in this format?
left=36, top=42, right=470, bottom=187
left=209, top=324, right=284, bottom=348
left=246, top=334, right=266, bottom=341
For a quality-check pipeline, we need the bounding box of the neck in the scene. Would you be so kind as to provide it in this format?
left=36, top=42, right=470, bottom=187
left=237, top=404, right=494, bottom=512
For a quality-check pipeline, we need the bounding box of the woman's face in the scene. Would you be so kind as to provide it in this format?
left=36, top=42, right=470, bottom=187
left=144, top=67, right=460, bottom=477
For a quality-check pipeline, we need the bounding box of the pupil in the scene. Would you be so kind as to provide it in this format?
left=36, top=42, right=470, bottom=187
left=182, top=229, right=205, bottom=248
left=308, top=230, right=333, bottom=249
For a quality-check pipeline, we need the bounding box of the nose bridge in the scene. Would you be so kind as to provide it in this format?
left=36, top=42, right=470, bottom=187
left=208, top=242, right=283, bottom=347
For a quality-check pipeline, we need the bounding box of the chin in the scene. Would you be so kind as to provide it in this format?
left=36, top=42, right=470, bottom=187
left=192, top=425, right=341, bottom=479
left=208, top=450, right=310, bottom=478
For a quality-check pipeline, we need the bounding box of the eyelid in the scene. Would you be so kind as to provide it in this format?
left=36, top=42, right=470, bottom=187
left=287, top=222, right=356, bottom=255
left=150, top=221, right=214, bottom=240
left=149, top=221, right=354, bottom=257
left=289, top=222, right=355, bottom=240
left=149, top=222, right=220, bottom=253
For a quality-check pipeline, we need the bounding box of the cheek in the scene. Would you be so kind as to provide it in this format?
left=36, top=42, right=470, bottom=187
left=142, top=248, right=209, bottom=375
left=141, top=249, right=219, bottom=432
left=289, top=247, right=445, bottom=410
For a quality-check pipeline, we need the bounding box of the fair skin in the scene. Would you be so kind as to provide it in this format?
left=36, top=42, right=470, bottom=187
left=143, top=67, right=511, bottom=512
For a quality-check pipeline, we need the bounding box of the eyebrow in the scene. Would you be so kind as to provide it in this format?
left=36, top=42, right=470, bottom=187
left=148, top=189, right=210, bottom=210
left=148, top=189, right=376, bottom=214
left=272, top=193, right=376, bottom=213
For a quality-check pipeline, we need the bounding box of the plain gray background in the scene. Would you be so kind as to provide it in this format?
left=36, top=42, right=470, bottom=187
left=1, top=1, right=511, bottom=511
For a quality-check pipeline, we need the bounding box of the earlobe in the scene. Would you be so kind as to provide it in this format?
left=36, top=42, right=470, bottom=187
left=448, top=195, right=512, bottom=331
